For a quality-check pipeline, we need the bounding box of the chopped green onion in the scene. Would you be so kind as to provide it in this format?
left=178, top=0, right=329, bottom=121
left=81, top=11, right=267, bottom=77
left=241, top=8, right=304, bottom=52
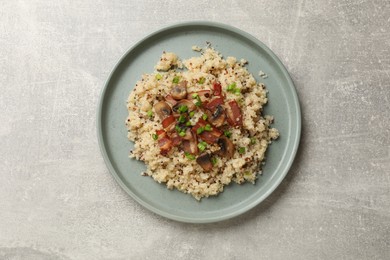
left=178, top=105, right=188, bottom=113
left=238, top=147, right=246, bottom=154
left=198, top=77, right=205, bottom=84
left=175, top=125, right=181, bottom=132
left=227, top=82, right=236, bottom=91
left=197, top=141, right=207, bottom=151
left=211, top=157, right=217, bottom=166
left=224, top=130, right=232, bottom=138
left=186, top=121, right=192, bottom=126
left=189, top=111, right=195, bottom=118
left=178, top=115, right=186, bottom=123
left=227, top=82, right=241, bottom=95
left=152, top=134, right=158, bottom=140
left=185, top=152, right=195, bottom=160
left=250, top=137, right=256, bottom=144
left=202, top=114, right=208, bottom=120
left=194, top=95, right=202, bottom=106
left=179, top=131, right=186, bottom=137
left=172, top=76, right=180, bottom=84
left=192, top=93, right=199, bottom=99
left=147, top=110, right=153, bottom=118
left=204, top=124, right=212, bottom=131
left=196, top=127, right=205, bottom=134
left=155, top=73, right=162, bottom=80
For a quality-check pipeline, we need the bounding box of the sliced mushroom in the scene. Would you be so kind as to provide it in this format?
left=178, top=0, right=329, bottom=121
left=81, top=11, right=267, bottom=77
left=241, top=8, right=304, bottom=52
left=172, top=99, right=196, bottom=113
left=170, top=81, right=187, bottom=100
left=154, top=101, right=172, bottom=119
left=205, top=105, right=226, bottom=127
left=216, top=136, right=234, bottom=159
left=196, top=153, right=213, bottom=172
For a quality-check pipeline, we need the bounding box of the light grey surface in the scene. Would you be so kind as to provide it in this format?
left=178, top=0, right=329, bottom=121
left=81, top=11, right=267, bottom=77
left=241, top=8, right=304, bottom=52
left=0, top=0, right=389, bottom=259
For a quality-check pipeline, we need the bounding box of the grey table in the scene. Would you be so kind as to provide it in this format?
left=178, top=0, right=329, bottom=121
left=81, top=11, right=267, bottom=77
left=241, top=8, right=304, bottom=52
left=1, top=1, right=389, bottom=259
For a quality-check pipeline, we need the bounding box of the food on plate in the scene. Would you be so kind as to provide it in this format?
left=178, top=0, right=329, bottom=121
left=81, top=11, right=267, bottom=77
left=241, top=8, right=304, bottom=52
left=126, top=47, right=278, bottom=200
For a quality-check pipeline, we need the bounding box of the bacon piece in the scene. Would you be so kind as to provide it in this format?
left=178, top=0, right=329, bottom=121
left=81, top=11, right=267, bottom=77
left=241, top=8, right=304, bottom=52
left=182, top=139, right=199, bottom=155
left=170, top=132, right=182, bottom=147
left=165, top=94, right=178, bottom=106
left=205, top=97, right=224, bottom=111
left=158, top=137, right=172, bottom=155
left=192, top=118, right=222, bottom=144
left=213, top=82, right=222, bottom=96
left=225, top=100, right=243, bottom=127
left=162, top=115, right=176, bottom=129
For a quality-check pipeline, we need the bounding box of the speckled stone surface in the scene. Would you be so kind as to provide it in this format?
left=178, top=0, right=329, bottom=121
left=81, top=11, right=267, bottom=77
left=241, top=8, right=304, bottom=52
left=1, top=1, right=389, bottom=259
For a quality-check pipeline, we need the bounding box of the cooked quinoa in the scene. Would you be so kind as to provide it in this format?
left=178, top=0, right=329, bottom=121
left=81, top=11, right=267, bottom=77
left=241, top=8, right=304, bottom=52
left=126, top=47, right=278, bottom=200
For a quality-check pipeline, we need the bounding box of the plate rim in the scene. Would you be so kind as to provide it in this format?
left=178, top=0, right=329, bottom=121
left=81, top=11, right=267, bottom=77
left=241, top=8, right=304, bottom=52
left=97, top=21, right=302, bottom=223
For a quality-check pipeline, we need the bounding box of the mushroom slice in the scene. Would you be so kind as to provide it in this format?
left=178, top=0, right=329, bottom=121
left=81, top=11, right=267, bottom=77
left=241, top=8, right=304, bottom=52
left=170, top=81, right=188, bottom=100
left=172, top=99, right=196, bottom=113
left=205, top=105, right=226, bottom=127
left=196, top=153, right=213, bottom=172
left=154, top=101, right=172, bottom=119
left=216, top=136, right=235, bottom=159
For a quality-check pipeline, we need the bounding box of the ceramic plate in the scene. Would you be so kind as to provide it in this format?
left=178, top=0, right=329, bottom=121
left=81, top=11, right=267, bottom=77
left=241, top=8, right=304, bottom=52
left=97, top=21, right=301, bottom=223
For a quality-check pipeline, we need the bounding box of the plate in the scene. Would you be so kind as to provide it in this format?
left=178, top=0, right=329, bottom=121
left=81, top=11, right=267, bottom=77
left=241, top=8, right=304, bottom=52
left=97, top=21, right=301, bottom=223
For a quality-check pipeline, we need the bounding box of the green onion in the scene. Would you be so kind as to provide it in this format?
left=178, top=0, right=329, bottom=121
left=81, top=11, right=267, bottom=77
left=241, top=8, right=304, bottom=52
left=178, top=105, right=188, bottom=113
left=192, top=93, right=199, bottom=99
left=178, top=115, right=186, bottom=123
left=198, top=77, right=205, bottom=84
left=185, top=152, right=195, bottom=160
left=196, top=127, right=205, bottom=134
left=172, top=76, right=180, bottom=84
left=211, top=157, right=217, bottom=166
left=179, top=131, right=186, bottom=137
left=147, top=110, right=153, bottom=118
left=227, top=83, right=236, bottom=91
left=189, top=111, right=195, bottom=118
left=186, top=121, right=192, bottom=126
left=204, top=124, right=212, bottom=131
left=155, top=74, right=162, bottom=80
left=152, top=134, right=158, bottom=140
left=227, top=82, right=241, bottom=95
left=175, top=125, right=181, bottom=132
left=202, top=114, right=208, bottom=120
left=197, top=141, right=207, bottom=151
left=194, top=95, right=202, bottom=106
left=238, top=147, right=246, bottom=154
left=224, top=130, right=232, bottom=138
left=250, top=137, right=256, bottom=144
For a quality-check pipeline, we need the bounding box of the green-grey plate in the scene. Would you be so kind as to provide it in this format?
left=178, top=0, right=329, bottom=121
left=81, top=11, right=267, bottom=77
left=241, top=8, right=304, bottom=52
left=97, top=21, right=301, bottom=223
